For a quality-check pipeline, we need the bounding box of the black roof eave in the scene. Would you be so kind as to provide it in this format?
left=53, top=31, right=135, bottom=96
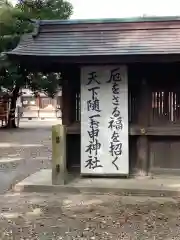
left=7, top=52, right=180, bottom=65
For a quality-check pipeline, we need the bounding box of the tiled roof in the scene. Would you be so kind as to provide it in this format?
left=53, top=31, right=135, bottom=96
left=8, top=16, right=180, bottom=57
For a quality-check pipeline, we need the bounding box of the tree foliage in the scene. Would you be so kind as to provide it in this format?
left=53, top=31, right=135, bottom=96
left=16, top=0, right=73, bottom=20
left=0, top=0, right=73, bottom=127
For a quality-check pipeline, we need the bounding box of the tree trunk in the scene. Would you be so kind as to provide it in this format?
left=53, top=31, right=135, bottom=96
left=6, top=86, right=20, bottom=128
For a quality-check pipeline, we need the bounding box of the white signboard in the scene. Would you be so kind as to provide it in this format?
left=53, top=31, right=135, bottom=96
left=81, top=66, right=129, bottom=175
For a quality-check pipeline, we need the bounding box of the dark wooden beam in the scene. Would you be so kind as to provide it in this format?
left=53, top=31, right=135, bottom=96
left=8, top=54, right=180, bottom=69
left=66, top=124, right=180, bottom=136
left=136, top=79, right=151, bottom=176
left=130, top=125, right=180, bottom=136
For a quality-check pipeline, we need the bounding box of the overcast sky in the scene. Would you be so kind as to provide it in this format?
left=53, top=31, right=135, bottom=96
left=10, top=0, right=180, bottom=19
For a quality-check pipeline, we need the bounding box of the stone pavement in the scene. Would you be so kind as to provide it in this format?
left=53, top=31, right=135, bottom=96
left=0, top=119, right=60, bottom=193
left=14, top=169, right=180, bottom=197
left=0, top=191, right=180, bottom=239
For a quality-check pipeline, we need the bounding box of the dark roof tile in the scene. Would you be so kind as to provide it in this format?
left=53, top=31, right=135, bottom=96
left=8, top=17, right=180, bottom=57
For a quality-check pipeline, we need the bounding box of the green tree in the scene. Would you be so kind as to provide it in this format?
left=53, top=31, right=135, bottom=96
left=0, top=0, right=72, bottom=128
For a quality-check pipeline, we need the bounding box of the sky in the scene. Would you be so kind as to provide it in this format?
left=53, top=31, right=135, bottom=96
left=10, top=0, right=180, bottom=19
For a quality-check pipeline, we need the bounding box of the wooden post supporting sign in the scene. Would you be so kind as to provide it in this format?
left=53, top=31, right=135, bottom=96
left=52, top=124, right=67, bottom=185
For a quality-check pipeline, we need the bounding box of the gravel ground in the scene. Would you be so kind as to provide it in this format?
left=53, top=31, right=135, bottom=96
left=0, top=192, right=180, bottom=239
left=0, top=120, right=60, bottom=193
left=1, top=120, right=180, bottom=239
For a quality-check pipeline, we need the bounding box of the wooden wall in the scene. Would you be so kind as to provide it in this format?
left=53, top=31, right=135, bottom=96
left=129, top=63, right=180, bottom=175
left=62, top=63, right=180, bottom=175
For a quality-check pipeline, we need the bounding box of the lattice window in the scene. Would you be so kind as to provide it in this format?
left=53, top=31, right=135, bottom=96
left=151, top=90, right=180, bottom=124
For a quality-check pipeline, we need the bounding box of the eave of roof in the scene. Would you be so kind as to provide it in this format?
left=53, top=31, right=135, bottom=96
left=36, top=15, right=180, bottom=26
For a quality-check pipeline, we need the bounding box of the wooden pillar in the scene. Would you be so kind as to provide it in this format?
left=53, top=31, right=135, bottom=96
left=52, top=124, right=67, bottom=185
left=136, top=79, right=151, bottom=176
left=61, top=69, right=78, bottom=125
left=62, top=70, right=71, bottom=126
